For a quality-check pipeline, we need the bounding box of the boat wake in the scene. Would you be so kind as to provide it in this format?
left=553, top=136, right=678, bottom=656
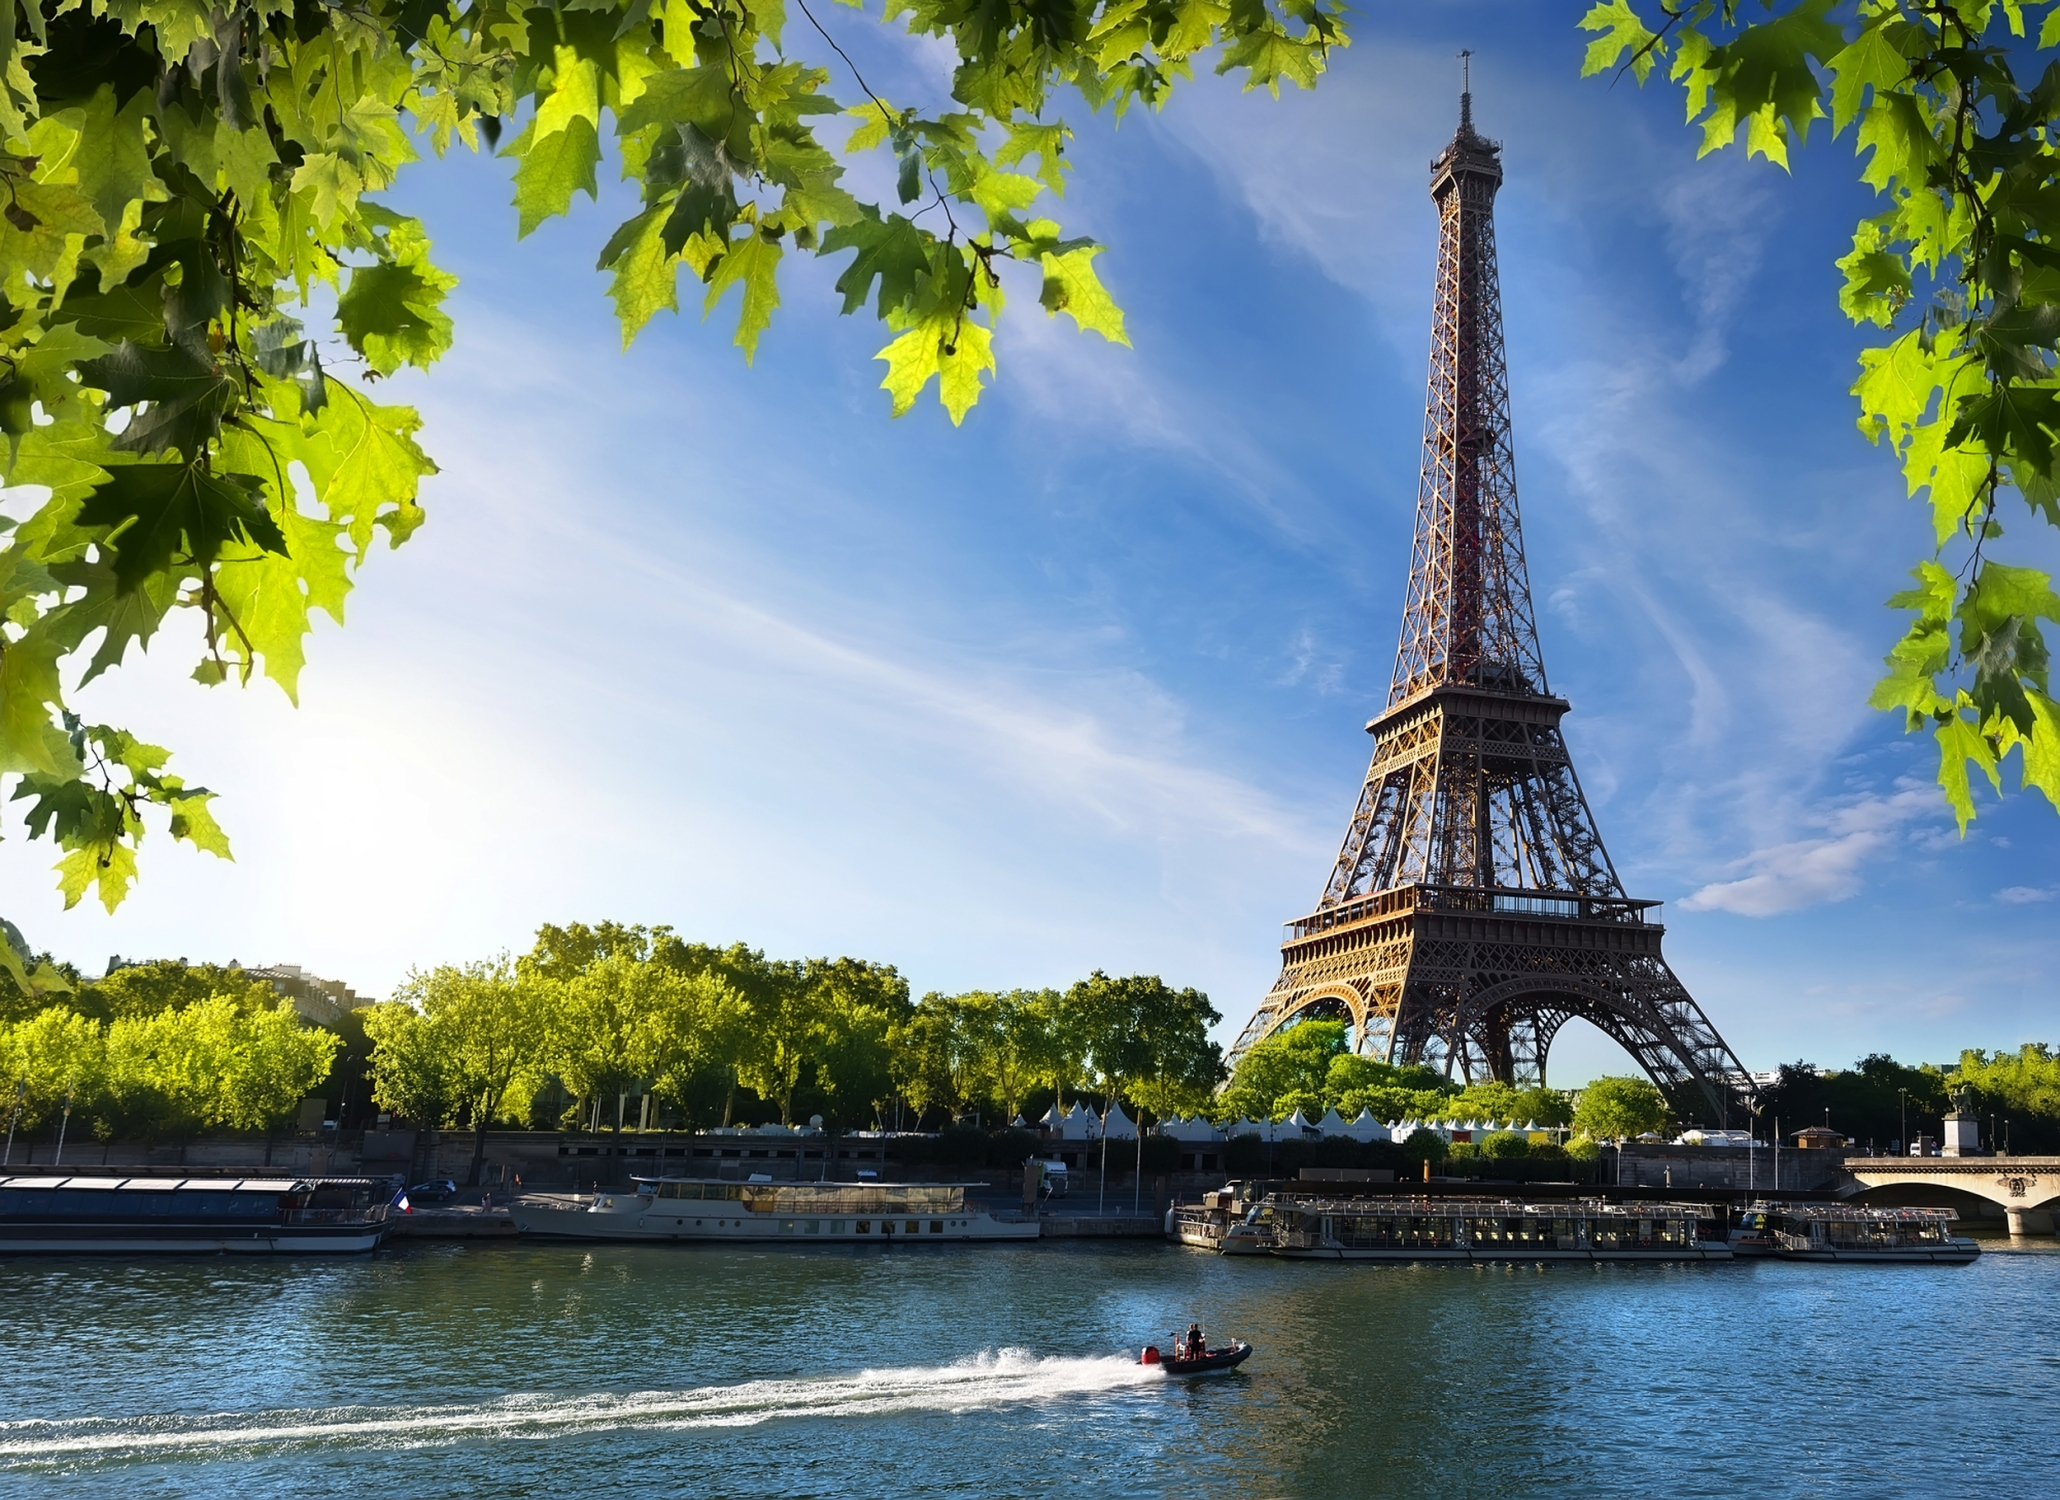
left=0, top=1349, right=1160, bottom=1466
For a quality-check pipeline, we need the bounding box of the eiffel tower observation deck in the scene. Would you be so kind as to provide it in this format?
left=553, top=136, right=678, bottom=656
left=1226, top=76, right=1751, bottom=1126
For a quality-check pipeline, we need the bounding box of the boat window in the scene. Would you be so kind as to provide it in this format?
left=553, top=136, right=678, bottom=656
left=805, top=1221, right=819, bottom=1234
left=780, top=1221, right=796, bottom=1234
left=856, top=1221, right=871, bottom=1233
left=929, top=1221, right=943, bottom=1234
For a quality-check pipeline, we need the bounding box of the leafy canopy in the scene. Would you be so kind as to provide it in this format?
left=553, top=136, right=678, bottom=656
left=1582, top=0, right=2060, bottom=831
left=0, top=0, right=1348, bottom=928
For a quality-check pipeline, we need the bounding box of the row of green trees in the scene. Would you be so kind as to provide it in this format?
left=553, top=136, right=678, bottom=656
left=358, top=923, right=1226, bottom=1183
left=0, top=990, right=339, bottom=1151
left=8, top=929, right=2060, bottom=1166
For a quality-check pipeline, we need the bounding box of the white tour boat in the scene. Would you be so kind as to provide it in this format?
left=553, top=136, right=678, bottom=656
left=510, top=1177, right=1041, bottom=1243
left=1739, top=1202, right=1979, bottom=1264
left=1265, top=1196, right=1733, bottom=1262
left=1168, top=1186, right=1274, bottom=1255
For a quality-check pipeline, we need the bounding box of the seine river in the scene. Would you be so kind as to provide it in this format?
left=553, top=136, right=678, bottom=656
left=0, top=1237, right=2054, bottom=1497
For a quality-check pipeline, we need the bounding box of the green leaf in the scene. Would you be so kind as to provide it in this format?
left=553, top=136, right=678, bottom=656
left=703, top=230, right=783, bottom=361
left=2013, top=690, right=2060, bottom=805
left=602, top=205, right=681, bottom=342
left=209, top=505, right=352, bottom=702
left=1579, top=0, right=1663, bottom=82
left=0, top=627, right=75, bottom=777
left=297, top=392, right=437, bottom=555
left=1826, top=20, right=1907, bottom=135
left=1216, top=27, right=1327, bottom=96
left=76, top=340, right=237, bottom=458
left=55, top=840, right=138, bottom=915
left=1038, top=241, right=1128, bottom=344
left=167, top=791, right=233, bottom=860
left=290, top=152, right=366, bottom=233
left=822, top=208, right=931, bottom=316
left=65, top=85, right=156, bottom=239
left=42, top=554, right=179, bottom=686
left=336, top=261, right=458, bottom=375
left=76, top=462, right=287, bottom=593
left=995, top=121, right=1071, bottom=197
left=1961, top=561, right=2060, bottom=649
left=1855, top=92, right=1939, bottom=195
left=876, top=309, right=993, bottom=424
left=513, top=116, right=603, bottom=236
left=1935, top=709, right=1999, bottom=833
left=1946, top=382, right=2060, bottom=477
left=1835, top=217, right=1909, bottom=327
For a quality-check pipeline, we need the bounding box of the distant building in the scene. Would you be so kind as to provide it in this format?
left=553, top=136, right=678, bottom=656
left=247, top=964, right=361, bottom=1027
left=1792, top=1125, right=1849, bottom=1150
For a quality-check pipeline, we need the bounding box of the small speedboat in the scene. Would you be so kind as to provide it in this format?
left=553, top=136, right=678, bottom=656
left=1141, top=1338, right=1253, bottom=1375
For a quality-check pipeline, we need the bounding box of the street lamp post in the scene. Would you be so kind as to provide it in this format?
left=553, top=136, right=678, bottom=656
left=1899, top=1089, right=1907, bottom=1156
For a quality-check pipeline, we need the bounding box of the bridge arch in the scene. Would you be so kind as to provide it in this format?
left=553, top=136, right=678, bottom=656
left=1843, top=1159, right=2060, bottom=1232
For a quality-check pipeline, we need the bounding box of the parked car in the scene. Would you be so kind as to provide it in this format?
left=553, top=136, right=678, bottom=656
left=407, top=1179, right=459, bottom=1204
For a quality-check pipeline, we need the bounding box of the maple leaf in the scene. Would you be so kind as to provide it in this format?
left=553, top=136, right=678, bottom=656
left=823, top=208, right=932, bottom=316
left=77, top=462, right=286, bottom=593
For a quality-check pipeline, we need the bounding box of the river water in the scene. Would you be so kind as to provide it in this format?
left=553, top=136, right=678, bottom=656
left=1, top=1236, right=2054, bottom=1497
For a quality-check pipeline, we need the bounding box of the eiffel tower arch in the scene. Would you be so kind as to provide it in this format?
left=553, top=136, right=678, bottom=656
left=1226, top=81, right=1752, bottom=1127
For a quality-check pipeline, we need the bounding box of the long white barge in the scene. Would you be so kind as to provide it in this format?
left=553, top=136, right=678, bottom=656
left=510, top=1178, right=1041, bottom=1243
left=1731, top=1203, right=1978, bottom=1263
left=1182, top=1193, right=1733, bottom=1262
left=0, top=1174, right=394, bottom=1254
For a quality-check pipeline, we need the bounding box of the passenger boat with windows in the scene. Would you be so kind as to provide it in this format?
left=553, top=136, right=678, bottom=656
left=509, top=1177, right=1041, bottom=1242
left=1167, top=1185, right=1273, bottom=1255
left=1264, top=1196, right=1733, bottom=1262
left=0, top=1173, right=395, bottom=1254
left=1732, top=1203, right=1977, bottom=1263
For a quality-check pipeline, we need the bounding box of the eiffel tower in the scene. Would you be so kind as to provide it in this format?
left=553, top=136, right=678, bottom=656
left=1226, top=76, right=1750, bottom=1125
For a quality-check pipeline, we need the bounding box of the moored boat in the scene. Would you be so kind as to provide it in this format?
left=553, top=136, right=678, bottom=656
left=1745, top=1203, right=1978, bottom=1263
left=1167, top=1185, right=1273, bottom=1255
left=1265, top=1196, right=1732, bottom=1262
left=0, top=1173, right=394, bottom=1254
left=509, top=1177, right=1041, bottom=1243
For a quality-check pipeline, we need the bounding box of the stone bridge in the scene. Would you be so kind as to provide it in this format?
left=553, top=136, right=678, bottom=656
left=1841, top=1155, right=2060, bottom=1234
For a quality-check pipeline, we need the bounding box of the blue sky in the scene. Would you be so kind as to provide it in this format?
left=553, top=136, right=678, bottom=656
left=7, top=3, right=2057, bottom=1083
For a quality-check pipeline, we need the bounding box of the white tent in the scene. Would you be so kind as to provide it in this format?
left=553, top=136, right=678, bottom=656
left=1316, top=1106, right=1349, bottom=1137
left=1228, top=1116, right=1274, bottom=1141
left=1285, top=1108, right=1319, bottom=1137
left=1100, top=1102, right=1137, bottom=1141
left=1346, top=1108, right=1392, bottom=1143
left=1160, top=1115, right=1225, bottom=1143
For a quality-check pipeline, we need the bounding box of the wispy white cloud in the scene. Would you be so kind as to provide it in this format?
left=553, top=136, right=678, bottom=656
left=1995, top=885, right=2056, bottom=905
left=1679, top=787, right=1945, bottom=915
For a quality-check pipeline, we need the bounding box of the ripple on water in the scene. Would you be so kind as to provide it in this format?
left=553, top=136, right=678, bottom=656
left=0, top=1240, right=2053, bottom=1498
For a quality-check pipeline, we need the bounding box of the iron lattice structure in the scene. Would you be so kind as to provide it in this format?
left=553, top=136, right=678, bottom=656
left=1227, top=92, right=1751, bottom=1125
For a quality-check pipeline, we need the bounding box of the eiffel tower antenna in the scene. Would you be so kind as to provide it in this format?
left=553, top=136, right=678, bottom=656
left=1225, top=91, right=1752, bottom=1125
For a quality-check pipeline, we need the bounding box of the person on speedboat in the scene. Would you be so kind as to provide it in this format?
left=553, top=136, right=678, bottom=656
left=1184, top=1322, right=1205, bottom=1359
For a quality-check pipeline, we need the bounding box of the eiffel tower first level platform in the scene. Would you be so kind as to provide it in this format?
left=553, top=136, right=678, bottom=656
left=1226, top=79, right=1752, bottom=1126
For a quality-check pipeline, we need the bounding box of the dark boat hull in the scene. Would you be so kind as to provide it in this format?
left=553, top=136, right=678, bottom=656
left=1160, top=1341, right=1252, bottom=1376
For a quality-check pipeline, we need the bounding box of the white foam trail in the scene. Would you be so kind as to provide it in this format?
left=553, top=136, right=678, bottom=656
left=0, top=1349, right=1162, bottom=1464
